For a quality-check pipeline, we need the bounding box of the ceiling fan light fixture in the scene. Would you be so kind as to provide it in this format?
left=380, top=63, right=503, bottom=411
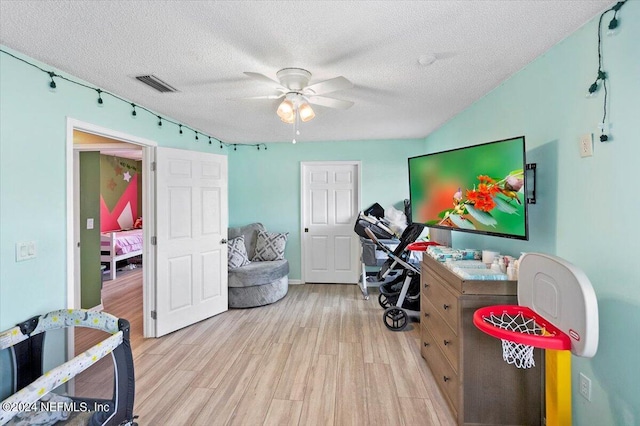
left=277, top=99, right=295, bottom=120
left=280, top=113, right=295, bottom=124
left=298, top=102, right=315, bottom=122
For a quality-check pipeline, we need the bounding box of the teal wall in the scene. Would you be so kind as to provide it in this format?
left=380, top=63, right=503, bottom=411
left=422, top=3, right=640, bottom=425
left=0, top=46, right=226, bottom=398
left=228, top=139, right=425, bottom=280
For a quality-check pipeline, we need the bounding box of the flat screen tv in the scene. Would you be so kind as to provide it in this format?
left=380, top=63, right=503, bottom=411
left=408, top=136, right=528, bottom=240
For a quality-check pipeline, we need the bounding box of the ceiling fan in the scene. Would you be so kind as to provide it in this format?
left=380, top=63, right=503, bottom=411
left=237, top=68, right=354, bottom=125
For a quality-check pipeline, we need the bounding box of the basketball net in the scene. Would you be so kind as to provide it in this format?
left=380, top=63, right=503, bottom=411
left=483, top=311, right=544, bottom=369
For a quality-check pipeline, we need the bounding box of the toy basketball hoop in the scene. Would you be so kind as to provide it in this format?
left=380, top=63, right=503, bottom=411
left=406, top=241, right=440, bottom=251
left=473, top=252, right=599, bottom=426
left=474, top=305, right=571, bottom=368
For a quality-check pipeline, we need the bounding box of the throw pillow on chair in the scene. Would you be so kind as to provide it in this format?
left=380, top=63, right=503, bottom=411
left=252, top=230, right=288, bottom=261
left=228, top=236, right=251, bottom=269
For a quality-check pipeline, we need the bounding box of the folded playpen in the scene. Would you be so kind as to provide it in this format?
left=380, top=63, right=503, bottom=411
left=0, top=309, right=136, bottom=426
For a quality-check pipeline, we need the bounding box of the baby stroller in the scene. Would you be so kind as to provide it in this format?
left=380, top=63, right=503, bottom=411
left=363, top=223, right=424, bottom=331
left=353, top=203, right=397, bottom=240
left=354, top=204, right=399, bottom=300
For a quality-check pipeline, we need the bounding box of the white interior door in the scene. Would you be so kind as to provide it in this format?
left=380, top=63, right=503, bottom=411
left=302, top=162, right=360, bottom=283
left=155, top=147, right=228, bottom=337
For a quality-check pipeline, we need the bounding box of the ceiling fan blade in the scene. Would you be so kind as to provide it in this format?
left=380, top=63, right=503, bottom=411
left=243, top=72, right=287, bottom=91
left=307, top=96, right=354, bottom=110
left=228, top=94, right=285, bottom=101
left=304, top=76, right=353, bottom=96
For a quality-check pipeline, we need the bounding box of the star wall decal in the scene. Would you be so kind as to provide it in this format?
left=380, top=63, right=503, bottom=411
left=123, top=171, right=132, bottom=182
left=114, top=165, right=123, bottom=175
left=107, top=178, right=117, bottom=191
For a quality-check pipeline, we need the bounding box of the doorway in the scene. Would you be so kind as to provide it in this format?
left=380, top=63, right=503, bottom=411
left=300, top=161, right=361, bottom=284
left=66, top=119, right=156, bottom=347
left=67, top=118, right=230, bottom=339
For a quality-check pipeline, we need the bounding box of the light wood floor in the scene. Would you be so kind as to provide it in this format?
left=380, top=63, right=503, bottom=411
left=75, top=271, right=456, bottom=425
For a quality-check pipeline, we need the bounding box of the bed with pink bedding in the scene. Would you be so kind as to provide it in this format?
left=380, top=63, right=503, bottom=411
left=101, top=229, right=143, bottom=280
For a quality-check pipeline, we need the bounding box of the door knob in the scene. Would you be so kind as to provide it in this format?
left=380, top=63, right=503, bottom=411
left=220, top=238, right=227, bottom=244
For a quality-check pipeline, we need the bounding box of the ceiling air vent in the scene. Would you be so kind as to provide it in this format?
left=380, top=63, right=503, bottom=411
left=134, top=75, right=178, bottom=93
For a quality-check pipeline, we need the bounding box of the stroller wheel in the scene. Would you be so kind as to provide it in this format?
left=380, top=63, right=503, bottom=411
left=378, top=292, right=393, bottom=309
left=383, top=307, right=408, bottom=331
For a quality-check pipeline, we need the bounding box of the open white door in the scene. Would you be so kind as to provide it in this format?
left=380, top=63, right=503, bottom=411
left=155, top=147, right=228, bottom=337
left=301, top=162, right=361, bottom=284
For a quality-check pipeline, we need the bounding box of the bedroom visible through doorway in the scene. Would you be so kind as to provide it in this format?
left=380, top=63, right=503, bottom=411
left=69, top=125, right=152, bottom=398
left=74, top=131, right=144, bottom=309
left=66, top=118, right=157, bottom=364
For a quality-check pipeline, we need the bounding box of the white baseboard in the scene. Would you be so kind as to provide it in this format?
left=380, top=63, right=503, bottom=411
left=88, top=303, right=103, bottom=312
left=289, top=279, right=304, bottom=285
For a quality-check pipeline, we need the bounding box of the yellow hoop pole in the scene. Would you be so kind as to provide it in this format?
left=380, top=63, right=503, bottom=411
left=545, top=349, right=572, bottom=426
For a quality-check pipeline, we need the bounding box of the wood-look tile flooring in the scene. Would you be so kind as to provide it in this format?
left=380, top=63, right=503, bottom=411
left=75, top=270, right=456, bottom=425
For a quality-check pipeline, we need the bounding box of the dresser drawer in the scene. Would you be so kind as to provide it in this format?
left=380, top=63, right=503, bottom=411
left=423, top=272, right=459, bottom=331
left=422, top=299, right=459, bottom=371
left=421, top=328, right=459, bottom=415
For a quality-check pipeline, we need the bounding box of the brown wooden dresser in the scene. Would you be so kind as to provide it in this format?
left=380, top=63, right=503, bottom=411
left=420, top=255, right=544, bottom=425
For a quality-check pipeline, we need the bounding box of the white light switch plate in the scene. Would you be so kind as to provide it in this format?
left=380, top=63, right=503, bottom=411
left=87, top=218, right=94, bottom=230
left=16, top=241, right=37, bottom=261
left=580, top=133, right=593, bottom=157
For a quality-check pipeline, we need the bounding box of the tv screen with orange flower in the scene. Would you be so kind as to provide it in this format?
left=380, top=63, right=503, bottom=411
left=408, top=136, right=528, bottom=240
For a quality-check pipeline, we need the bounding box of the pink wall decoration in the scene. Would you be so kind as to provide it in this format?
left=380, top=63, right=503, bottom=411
left=101, top=173, right=139, bottom=232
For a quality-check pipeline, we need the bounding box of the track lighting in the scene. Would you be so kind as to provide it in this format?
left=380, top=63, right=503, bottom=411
left=586, top=70, right=607, bottom=98
left=586, top=0, right=627, bottom=142
left=48, top=72, right=56, bottom=90
left=586, top=82, right=599, bottom=98
left=0, top=48, right=274, bottom=153
left=607, top=1, right=625, bottom=36
left=607, top=17, right=619, bottom=36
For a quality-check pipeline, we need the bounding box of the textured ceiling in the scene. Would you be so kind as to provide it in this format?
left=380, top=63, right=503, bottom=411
left=0, top=1, right=611, bottom=144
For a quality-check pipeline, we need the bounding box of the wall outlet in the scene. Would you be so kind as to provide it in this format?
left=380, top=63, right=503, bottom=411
left=580, top=133, right=593, bottom=157
left=579, top=372, right=592, bottom=401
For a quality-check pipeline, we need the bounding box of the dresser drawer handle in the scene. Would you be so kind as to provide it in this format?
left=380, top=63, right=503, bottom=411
left=443, top=376, right=451, bottom=382
left=443, top=304, right=450, bottom=310
left=424, top=283, right=430, bottom=288
left=423, top=342, right=430, bottom=347
left=443, top=340, right=451, bottom=346
left=424, top=312, right=430, bottom=318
